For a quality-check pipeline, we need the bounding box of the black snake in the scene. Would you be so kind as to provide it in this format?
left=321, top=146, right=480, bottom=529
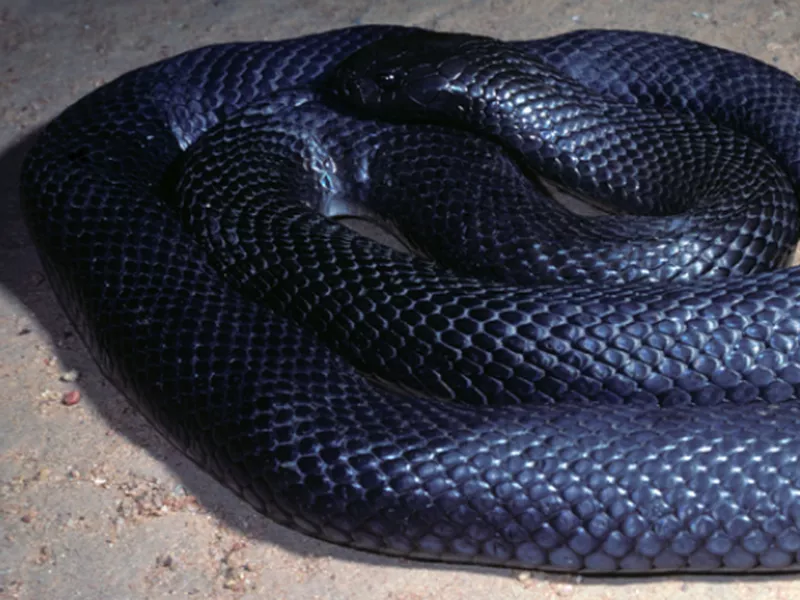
left=19, top=25, right=800, bottom=572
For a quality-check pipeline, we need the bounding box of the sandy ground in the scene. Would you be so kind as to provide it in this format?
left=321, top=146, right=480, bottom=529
left=2, top=0, right=800, bottom=598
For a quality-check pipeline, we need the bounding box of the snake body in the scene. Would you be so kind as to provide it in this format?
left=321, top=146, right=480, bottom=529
left=19, top=25, right=800, bottom=572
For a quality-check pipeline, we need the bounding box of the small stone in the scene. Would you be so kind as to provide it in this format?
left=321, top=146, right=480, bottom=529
left=60, top=369, right=80, bottom=382
left=223, top=577, right=243, bottom=591
left=158, top=554, right=176, bottom=569
left=62, top=390, right=81, bottom=405
left=36, top=545, right=51, bottom=565
left=555, top=583, right=574, bottom=596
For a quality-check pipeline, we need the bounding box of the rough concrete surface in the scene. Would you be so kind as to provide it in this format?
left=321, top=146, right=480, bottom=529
left=2, top=0, right=799, bottom=598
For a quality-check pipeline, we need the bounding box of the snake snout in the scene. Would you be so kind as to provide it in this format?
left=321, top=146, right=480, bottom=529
left=333, top=32, right=485, bottom=120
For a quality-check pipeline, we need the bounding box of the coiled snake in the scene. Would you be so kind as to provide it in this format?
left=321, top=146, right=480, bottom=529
left=19, top=25, right=800, bottom=572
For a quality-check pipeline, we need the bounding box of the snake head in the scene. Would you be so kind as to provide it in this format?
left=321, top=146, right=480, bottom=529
left=332, top=31, right=489, bottom=122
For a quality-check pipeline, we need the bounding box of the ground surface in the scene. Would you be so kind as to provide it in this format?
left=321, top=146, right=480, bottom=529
left=2, top=1, right=800, bottom=598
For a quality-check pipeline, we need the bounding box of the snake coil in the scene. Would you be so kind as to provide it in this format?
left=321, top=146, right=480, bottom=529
left=20, top=25, right=800, bottom=572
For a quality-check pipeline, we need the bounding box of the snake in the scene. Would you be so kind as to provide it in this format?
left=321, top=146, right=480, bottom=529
left=19, top=24, right=800, bottom=573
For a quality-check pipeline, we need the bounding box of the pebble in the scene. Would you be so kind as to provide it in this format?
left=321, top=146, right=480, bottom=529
left=60, top=369, right=80, bottom=382
left=62, top=390, right=81, bottom=405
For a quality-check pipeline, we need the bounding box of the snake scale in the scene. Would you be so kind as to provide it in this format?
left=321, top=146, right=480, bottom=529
left=19, top=25, right=800, bottom=572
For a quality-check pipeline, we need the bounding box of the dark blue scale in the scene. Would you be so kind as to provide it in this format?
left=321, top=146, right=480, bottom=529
left=20, top=25, right=800, bottom=572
